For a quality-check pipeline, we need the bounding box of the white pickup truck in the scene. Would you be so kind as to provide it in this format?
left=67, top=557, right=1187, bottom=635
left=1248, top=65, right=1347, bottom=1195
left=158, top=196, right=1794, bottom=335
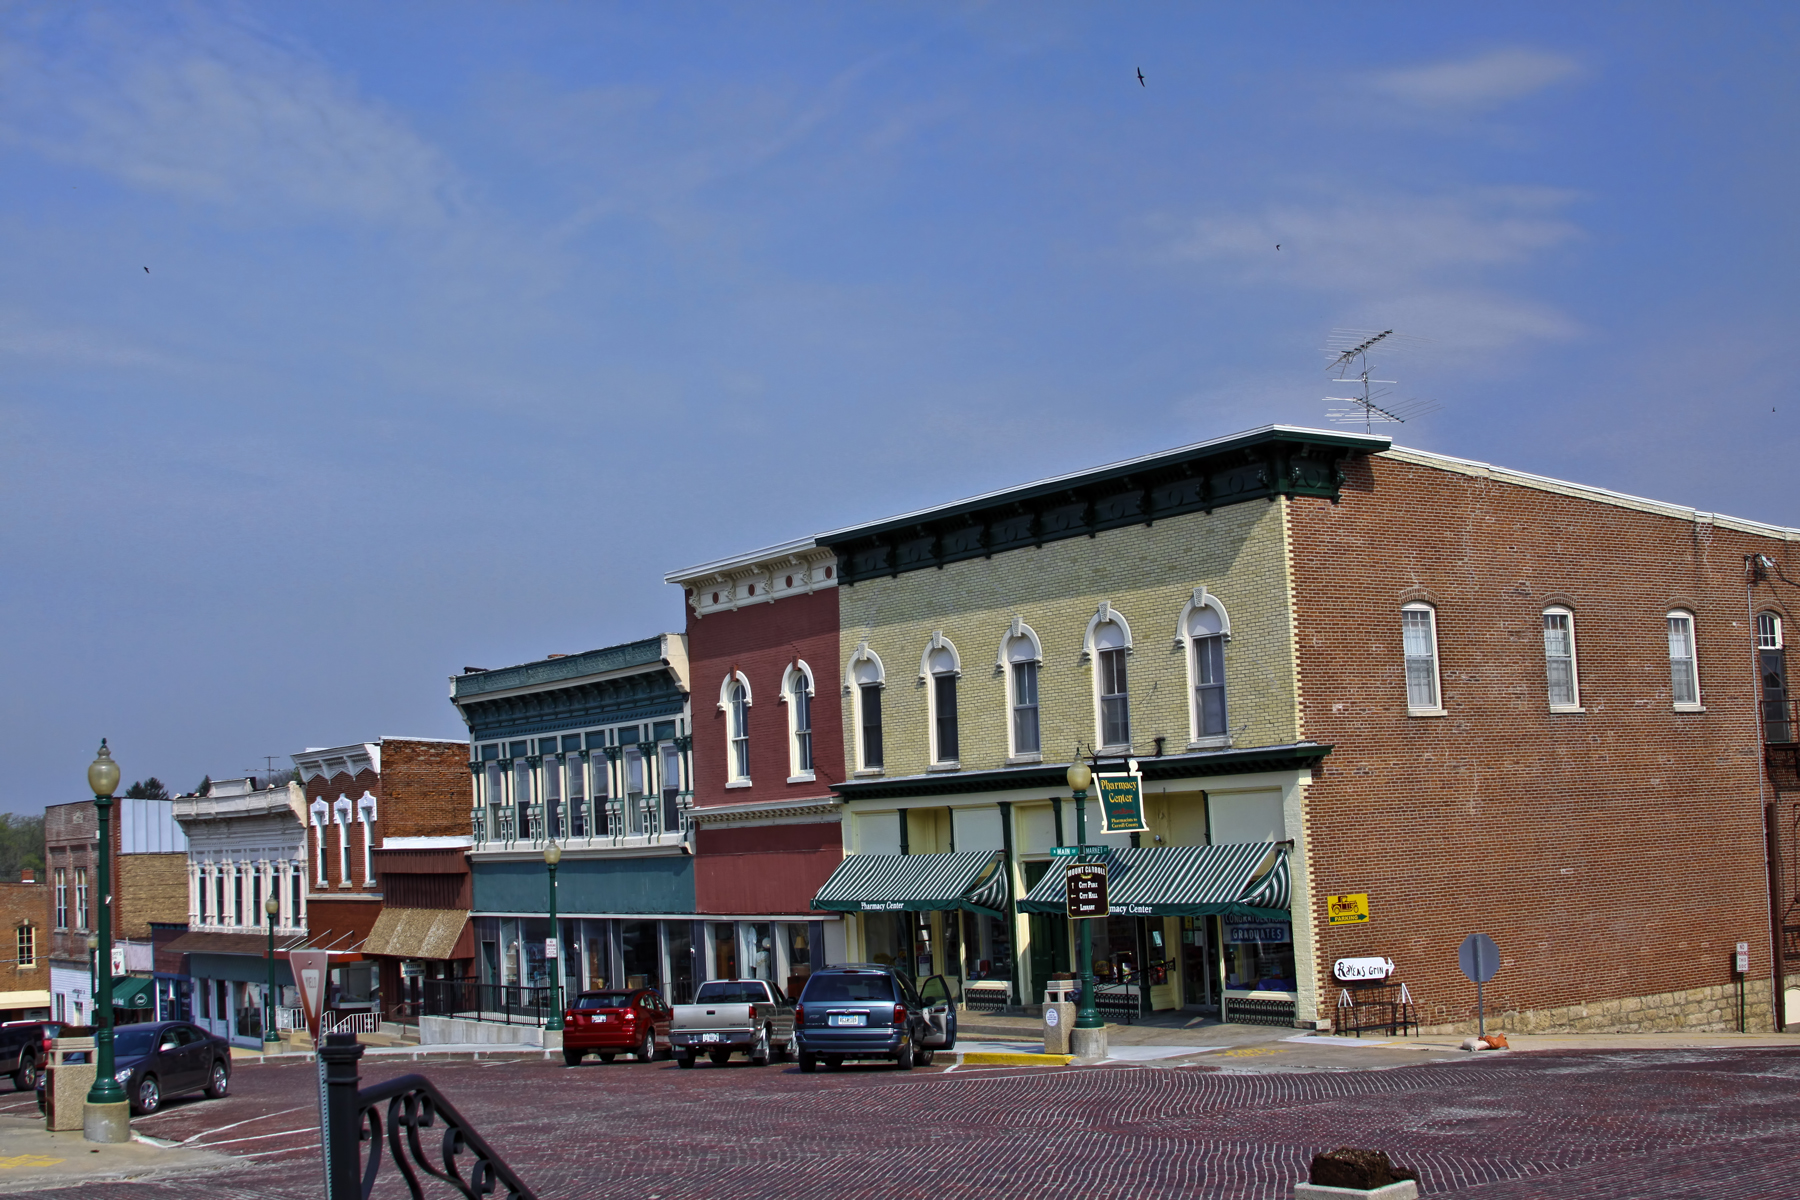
left=669, top=979, right=797, bottom=1068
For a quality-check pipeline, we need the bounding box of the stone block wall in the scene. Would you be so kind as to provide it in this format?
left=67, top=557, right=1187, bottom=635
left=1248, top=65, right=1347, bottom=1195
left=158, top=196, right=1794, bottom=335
left=1419, top=977, right=1776, bottom=1036
left=114, top=852, right=189, bottom=939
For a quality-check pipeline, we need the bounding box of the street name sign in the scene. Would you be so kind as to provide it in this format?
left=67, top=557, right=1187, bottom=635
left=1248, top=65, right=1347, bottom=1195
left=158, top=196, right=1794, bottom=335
left=1066, top=863, right=1109, bottom=919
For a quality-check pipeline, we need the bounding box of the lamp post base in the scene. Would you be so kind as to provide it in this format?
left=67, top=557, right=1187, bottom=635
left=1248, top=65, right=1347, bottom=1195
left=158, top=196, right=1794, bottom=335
left=1069, top=1025, right=1109, bottom=1061
left=83, top=1100, right=131, bottom=1143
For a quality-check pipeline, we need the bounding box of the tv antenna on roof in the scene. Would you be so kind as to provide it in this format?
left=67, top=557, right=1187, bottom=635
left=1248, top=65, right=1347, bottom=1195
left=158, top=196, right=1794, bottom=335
left=1322, top=328, right=1441, bottom=434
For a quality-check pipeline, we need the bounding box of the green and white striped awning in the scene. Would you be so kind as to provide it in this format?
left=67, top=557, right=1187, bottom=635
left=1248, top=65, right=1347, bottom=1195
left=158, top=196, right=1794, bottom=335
left=1018, top=844, right=1290, bottom=919
left=813, top=851, right=1010, bottom=917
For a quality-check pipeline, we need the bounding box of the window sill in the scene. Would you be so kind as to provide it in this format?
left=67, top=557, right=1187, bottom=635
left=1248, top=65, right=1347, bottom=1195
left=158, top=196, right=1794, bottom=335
left=787, top=772, right=816, bottom=784
left=1187, top=735, right=1233, bottom=751
left=853, top=767, right=885, bottom=778
left=927, top=761, right=962, bottom=773
left=1549, top=705, right=1586, bottom=715
left=1006, top=753, right=1042, bottom=766
left=1407, top=707, right=1448, bottom=718
left=725, top=779, right=753, bottom=790
left=1672, top=703, right=1707, bottom=713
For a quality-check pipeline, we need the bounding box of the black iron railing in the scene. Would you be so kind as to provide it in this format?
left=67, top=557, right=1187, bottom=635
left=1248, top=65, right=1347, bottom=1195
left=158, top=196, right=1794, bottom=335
left=1763, top=700, right=1797, bottom=746
left=419, top=979, right=553, bottom=1025
left=320, top=1034, right=538, bottom=1200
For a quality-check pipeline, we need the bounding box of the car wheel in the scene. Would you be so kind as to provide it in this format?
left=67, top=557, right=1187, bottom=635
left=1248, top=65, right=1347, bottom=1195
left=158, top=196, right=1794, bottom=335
left=135, top=1075, right=160, bottom=1116
left=823, top=1054, right=843, bottom=1070
left=895, top=1039, right=915, bottom=1071
left=774, top=1036, right=793, bottom=1063
left=563, top=1049, right=583, bottom=1067
left=750, top=1026, right=770, bottom=1067
left=798, top=1052, right=818, bottom=1073
left=638, top=1031, right=656, bottom=1063
left=205, top=1060, right=231, bottom=1099
left=918, top=1048, right=935, bottom=1067
left=13, top=1050, right=37, bottom=1092
left=677, top=1052, right=696, bottom=1069
left=598, top=1053, right=615, bottom=1064
left=708, top=1049, right=731, bottom=1066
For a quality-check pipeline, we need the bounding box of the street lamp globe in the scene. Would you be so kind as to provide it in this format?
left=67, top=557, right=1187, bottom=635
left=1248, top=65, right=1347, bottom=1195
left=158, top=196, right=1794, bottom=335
left=88, top=740, right=120, bottom=798
left=265, top=897, right=280, bottom=918
left=86, top=935, right=98, bottom=952
left=1065, top=761, right=1091, bottom=794
left=544, top=843, right=562, bottom=866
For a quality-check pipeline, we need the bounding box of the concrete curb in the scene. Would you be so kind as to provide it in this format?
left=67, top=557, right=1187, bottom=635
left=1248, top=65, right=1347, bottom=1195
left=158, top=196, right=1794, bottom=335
left=954, top=1050, right=1074, bottom=1067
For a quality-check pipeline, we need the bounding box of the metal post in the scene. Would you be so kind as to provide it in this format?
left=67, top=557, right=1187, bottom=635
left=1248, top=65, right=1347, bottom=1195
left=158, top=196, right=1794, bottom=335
left=320, top=1032, right=367, bottom=1200
left=1072, top=789, right=1101, bottom=1031
left=84, top=782, right=129, bottom=1140
left=546, top=857, right=562, bottom=1031
left=1476, top=979, right=1485, bottom=1038
left=265, top=901, right=281, bottom=1049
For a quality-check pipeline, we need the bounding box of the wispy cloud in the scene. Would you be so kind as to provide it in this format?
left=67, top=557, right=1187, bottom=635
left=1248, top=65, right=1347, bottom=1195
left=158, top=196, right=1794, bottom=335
left=0, top=9, right=460, bottom=225
left=1367, top=48, right=1583, bottom=111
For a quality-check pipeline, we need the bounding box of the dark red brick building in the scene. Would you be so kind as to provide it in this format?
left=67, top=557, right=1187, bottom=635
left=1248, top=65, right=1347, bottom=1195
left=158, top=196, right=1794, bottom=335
left=667, top=537, right=848, bottom=983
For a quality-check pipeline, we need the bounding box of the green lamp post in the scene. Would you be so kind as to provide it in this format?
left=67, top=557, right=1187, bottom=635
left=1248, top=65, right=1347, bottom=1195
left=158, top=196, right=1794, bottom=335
left=544, top=842, right=563, bottom=1033
left=84, top=740, right=131, bottom=1142
left=86, top=935, right=98, bottom=1014
left=263, top=896, right=282, bottom=1050
left=1066, top=761, right=1108, bottom=1060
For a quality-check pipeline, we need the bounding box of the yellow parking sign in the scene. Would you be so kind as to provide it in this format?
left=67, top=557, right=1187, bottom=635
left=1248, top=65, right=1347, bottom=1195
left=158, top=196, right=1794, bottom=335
left=1327, top=893, right=1370, bottom=925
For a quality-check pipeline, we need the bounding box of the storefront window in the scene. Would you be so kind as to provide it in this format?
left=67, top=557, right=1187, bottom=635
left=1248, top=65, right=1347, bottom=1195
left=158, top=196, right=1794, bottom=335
left=1223, top=918, right=1295, bottom=992
left=780, top=924, right=811, bottom=996
left=667, top=922, right=695, bottom=1003
left=862, top=913, right=906, bottom=968
left=621, top=920, right=660, bottom=991
left=1096, top=915, right=1140, bottom=984
left=501, top=920, right=521, bottom=988
left=585, top=926, right=609, bottom=990
left=748, top=923, right=774, bottom=981
left=709, top=922, right=738, bottom=979
left=522, top=918, right=550, bottom=990
left=971, top=914, right=1012, bottom=981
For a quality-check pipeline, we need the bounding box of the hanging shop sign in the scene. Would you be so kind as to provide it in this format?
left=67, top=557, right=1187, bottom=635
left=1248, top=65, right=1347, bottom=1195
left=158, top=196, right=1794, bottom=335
left=1065, top=863, right=1110, bottom=919
left=1096, top=773, right=1146, bottom=835
left=1327, top=893, right=1371, bottom=925
left=1224, top=919, right=1292, bottom=944
left=1333, top=957, right=1395, bottom=982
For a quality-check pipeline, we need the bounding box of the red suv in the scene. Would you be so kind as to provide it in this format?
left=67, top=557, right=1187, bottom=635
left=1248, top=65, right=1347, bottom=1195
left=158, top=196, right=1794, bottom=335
left=562, top=989, right=672, bottom=1066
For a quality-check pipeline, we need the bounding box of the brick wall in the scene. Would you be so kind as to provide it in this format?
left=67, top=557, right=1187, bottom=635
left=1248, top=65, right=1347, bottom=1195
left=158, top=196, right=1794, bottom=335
left=694, top=821, right=844, bottom=913
left=0, top=879, right=50, bottom=1000
left=835, top=500, right=1301, bottom=778
left=304, top=767, right=382, bottom=893
left=1289, top=451, right=1786, bottom=1032
left=378, top=738, right=477, bottom=839
left=114, top=853, right=189, bottom=939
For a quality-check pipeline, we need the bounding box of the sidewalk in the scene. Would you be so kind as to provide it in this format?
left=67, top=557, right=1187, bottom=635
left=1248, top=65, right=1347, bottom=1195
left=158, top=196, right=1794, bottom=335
left=0, top=1116, right=238, bottom=1194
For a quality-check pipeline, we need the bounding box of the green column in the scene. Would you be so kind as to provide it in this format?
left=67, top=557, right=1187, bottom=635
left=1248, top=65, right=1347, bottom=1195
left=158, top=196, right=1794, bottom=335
left=1072, top=787, right=1102, bottom=1031
left=86, top=791, right=125, bottom=1106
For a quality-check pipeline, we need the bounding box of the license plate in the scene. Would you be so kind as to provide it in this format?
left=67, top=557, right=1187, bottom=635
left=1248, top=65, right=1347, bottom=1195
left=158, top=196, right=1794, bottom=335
left=596, top=1015, right=608, bottom=1023
left=829, top=1013, right=866, bottom=1027
left=701, top=1033, right=724, bottom=1043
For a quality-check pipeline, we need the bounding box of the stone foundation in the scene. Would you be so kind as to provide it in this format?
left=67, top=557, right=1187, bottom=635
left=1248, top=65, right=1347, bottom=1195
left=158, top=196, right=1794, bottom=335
left=1418, top=977, right=1775, bottom=1036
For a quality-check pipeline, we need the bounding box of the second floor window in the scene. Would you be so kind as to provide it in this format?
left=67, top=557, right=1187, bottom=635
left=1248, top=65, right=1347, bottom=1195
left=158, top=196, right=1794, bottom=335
left=1667, top=612, right=1699, bottom=706
left=1188, top=600, right=1228, bottom=739
left=1093, top=618, right=1131, bottom=748
left=790, top=669, right=813, bottom=774
left=54, top=869, right=67, bottom=930
left=729, top=681, right=751, bottom=780
left=1402, top=604, right=1441, bottom=711
left=290, top=871, right=303, bottom=924
left=926, top=642, right=960, bottom=764
left=16, top=923, right=35, bottom=969
left=1543, top=608, right=1579, bottom=708
left=860, top=683, right=884, bottom=769
left=75, top=867, right=89, bottom=931
left=216, top=871, right=228, bottom=922
left=1012, top=660, right=1041, bottom=755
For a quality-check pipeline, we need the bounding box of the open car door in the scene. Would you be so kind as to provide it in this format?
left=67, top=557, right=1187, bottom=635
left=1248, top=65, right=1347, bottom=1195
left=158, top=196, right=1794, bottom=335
left=919, top=975, right=957, bottom=1050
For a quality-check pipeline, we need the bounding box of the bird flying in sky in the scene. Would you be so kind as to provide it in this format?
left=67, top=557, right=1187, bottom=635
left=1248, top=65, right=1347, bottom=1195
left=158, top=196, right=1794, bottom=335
left=1137, top=68, right=1145, bottom=86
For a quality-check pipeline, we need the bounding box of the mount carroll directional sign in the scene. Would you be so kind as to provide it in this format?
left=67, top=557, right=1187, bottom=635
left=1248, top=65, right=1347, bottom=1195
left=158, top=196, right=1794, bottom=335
left=1066, top=863, right=1110, bottom=919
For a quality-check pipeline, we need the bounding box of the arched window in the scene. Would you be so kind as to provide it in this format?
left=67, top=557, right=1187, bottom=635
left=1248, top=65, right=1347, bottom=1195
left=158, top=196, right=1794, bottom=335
left=848, top=643, right=886, bottom=771
left=783, top=661, right=815, bottom=778
left=999, top=619, right=1044, bottom=758
left=1667, top=610, right=1700, bottom=709
left=1094, top=620, right=1130, bottom=749
left=1542, top=606, right=1580, bottom=710
left=1402, top=602, right=1442, bottom=713
left=920, top=633, right=962, bottom=765
left=1187, top=600, right=1228, bottom=739
left=1758, top=613, right=1788, bottom=743
left=719, top=672, right=754, bottom=784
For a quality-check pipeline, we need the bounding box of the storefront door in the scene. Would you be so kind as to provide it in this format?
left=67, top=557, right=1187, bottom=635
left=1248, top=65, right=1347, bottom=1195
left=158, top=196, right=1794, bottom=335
left=1023, top=861, right=1069, bottom=1001
left=1180, top=917, right=1220, bottom=1011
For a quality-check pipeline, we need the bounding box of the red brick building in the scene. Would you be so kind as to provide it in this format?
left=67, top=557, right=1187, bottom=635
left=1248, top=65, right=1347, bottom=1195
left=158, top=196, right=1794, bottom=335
left=1290, top=446, right=1795, bottom=1033
left=1, top=868, right=50, bottom=1021
left=294, top=737, right=472, bottom=1019
left=667, top=537, right=848, bottom=986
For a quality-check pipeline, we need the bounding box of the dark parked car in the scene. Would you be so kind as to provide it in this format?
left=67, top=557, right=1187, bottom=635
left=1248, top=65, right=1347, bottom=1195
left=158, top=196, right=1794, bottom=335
left=108, top=1021, right=233, bottom=1114
left=561, top=988, right=673, bottom=1066
left=793, top=965, right=956, bottom=1072
left=1, top=1019, right=57, bottom=1091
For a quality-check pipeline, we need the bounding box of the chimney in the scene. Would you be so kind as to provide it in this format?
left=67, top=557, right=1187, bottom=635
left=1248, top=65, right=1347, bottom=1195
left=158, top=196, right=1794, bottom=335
left=20, top=867, right=34, bottom=884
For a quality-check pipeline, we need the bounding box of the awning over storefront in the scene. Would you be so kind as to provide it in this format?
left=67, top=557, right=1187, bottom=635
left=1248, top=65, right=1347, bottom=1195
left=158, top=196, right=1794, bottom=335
left=1018, top=844, right=1291, bottom=919
left=0, top=990, right=50, bottom=1010
left=110, top=975, right=155, bottom=1009
left=813, top=851, right=1009, bottom=917
left=362, top=907, right=472, bottom=960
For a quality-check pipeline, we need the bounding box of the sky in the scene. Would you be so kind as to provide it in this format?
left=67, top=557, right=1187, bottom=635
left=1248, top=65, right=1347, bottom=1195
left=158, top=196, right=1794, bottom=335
left=3, top=2, right=1797, bottom=813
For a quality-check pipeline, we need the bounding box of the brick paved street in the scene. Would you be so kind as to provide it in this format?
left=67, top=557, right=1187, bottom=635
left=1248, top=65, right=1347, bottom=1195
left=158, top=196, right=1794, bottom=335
left=13, top=1047, right=1799, bottom=1199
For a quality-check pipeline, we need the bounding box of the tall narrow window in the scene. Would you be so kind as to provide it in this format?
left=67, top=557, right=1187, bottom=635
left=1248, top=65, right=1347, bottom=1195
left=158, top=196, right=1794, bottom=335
left=1093, top=620, right=1130, bottom=749
left=75, top=867, right=88, bottom=931
left=1667, top=611, right=1700, bottom=707
left=851, top=648, right=886, bottom=771
left=789, top=667, right=814, bottom=774
left=861, top=683, right=884, bottom=769
left=216, top=871, right=228, bottom=923
left=1012, top=660, right=1040, bottom=754
left=729, top=681, right=751, bottom=780
left=16, top=923, right=35, bottom=969
left=1186, top=600, right=1228, bottom=739
left=1402, top=604, right=1441, bottom=712
left=934, top=671, right=960, bottom=762
left=290, top=869, right=304, bottom=927
left=1542, top=607, right=1579, bottom=709
left=233, top=869, right=244, bottom=926
left=54, top=868, right=67, bottom=929
left=1759, top=613, right=1789, bottom=744
left=196, top=868, right=208, bottom=924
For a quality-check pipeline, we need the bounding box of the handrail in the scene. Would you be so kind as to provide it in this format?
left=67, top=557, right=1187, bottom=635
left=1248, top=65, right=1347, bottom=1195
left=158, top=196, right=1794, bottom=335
left=357, top=1073, right=540, bottom=1200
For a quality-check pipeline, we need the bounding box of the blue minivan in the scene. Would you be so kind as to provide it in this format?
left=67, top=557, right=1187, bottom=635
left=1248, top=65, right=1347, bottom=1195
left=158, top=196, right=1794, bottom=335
left=793, top=965, right=957, bottom=1072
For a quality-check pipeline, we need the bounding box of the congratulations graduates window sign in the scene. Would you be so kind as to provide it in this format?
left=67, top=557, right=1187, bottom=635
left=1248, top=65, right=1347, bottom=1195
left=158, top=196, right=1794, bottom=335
left=1096, top=772, right=1146, bottom=835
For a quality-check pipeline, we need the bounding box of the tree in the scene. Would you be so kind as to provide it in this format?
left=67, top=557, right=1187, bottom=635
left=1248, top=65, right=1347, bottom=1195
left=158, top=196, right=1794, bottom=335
left=195, top=775, right=212, bottom=797
left=124, top=777, right=169, bottom=800
left=0, top=813, right=46, bottom=883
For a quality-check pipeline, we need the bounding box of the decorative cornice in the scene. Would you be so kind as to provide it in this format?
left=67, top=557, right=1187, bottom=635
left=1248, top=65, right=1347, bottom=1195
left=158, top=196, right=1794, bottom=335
left=450, top=635, right=684, bottom=701
left=828, top=743, right=1333, bottom=801
left=666, top=540, right=840, bottom=618
left=690, top=797, right=843, bottom=826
